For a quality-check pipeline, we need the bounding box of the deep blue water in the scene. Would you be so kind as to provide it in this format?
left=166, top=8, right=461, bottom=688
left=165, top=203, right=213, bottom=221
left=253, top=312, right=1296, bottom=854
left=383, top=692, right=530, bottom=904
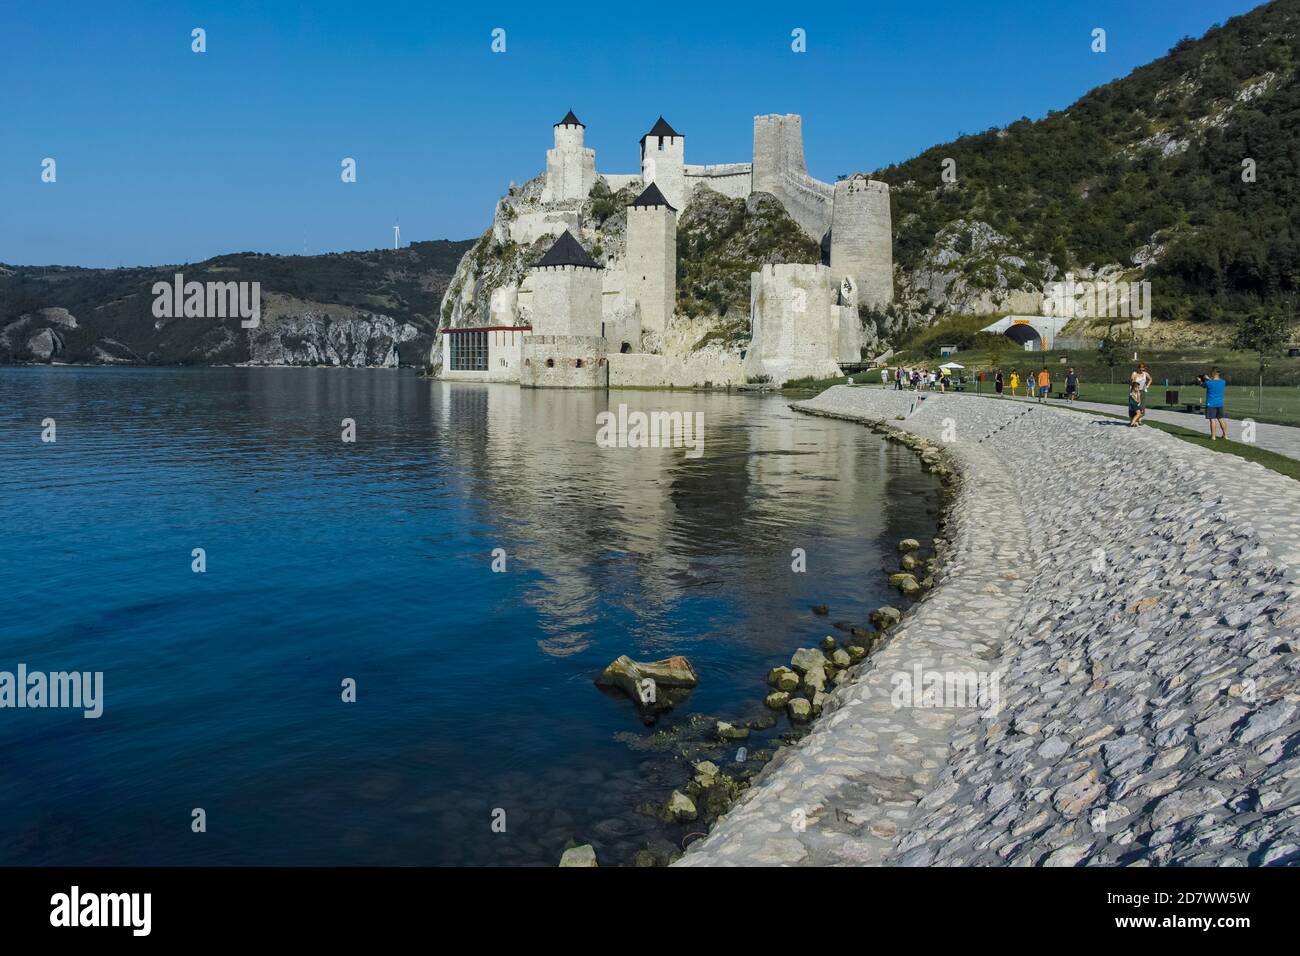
left=0, top=367, right=938, bottom=865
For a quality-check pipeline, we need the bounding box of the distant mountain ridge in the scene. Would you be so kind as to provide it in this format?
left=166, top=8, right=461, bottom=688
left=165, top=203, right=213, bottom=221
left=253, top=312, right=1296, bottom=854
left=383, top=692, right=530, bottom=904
left=0, top=241, right=472, bottom=367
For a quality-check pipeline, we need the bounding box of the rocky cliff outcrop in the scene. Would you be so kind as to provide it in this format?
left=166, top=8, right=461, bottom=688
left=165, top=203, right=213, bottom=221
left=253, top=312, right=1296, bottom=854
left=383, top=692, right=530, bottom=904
left=0, top=242, right=469, bottom=367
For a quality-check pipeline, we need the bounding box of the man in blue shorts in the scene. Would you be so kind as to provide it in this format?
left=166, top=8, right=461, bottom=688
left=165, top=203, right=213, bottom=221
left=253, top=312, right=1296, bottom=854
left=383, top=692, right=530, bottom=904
left=1198, top=368, right=1228, bottom=440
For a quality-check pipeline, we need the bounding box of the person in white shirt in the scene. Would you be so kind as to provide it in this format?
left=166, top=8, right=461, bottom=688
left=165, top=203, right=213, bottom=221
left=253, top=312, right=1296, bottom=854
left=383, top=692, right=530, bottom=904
left=1131, top=362, right=1153, bottom=413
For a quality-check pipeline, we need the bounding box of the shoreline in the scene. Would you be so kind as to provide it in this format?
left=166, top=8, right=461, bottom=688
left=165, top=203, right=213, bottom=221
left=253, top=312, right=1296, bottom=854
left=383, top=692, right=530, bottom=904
left=678, top=385, right=1300, bottom=866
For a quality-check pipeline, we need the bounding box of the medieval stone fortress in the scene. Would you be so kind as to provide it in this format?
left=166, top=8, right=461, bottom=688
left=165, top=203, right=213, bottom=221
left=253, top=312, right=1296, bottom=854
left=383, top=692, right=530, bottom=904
left=436, top=111, right=892, bottom=387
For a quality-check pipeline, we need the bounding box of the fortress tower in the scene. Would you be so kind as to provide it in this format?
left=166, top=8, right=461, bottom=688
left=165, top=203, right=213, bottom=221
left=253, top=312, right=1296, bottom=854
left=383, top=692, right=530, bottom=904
left=744, top=263, right=844, bottom=386
left=830, top=176, right=893, bottom=310
left=542, top=110, right=597, bottom=204
left=526, top=230, right=604, bottom=336
left=752, top=114, right=807, bottom=197
left=640, top=116, right=686, bottom=211
left=752, top=114, right=893, bottom=310
left=625, top=182, right=677, bottom=336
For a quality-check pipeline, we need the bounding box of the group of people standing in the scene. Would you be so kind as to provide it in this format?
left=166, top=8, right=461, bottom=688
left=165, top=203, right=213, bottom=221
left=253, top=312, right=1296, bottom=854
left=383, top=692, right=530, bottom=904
left=991, top=367, right=1080, bottom=403
left=888, top=366, right=952, bottom=392
left=881, top=357, right=1229, bottom=438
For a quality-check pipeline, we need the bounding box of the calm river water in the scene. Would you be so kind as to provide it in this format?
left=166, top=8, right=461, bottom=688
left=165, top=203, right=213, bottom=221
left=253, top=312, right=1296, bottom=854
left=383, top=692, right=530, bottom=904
left=0, top=367, right=938, bottom=865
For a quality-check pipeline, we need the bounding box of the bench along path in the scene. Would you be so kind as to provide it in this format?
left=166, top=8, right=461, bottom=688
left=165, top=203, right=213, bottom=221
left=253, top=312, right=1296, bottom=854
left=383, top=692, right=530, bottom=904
left=677, top=386, right=1300, bottom=866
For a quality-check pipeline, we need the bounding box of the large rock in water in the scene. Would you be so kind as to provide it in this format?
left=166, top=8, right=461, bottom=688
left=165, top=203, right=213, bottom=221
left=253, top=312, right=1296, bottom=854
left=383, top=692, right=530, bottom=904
left=596, top=654, right=698, bottom=721
left=559, top=844, right=598, bottom=867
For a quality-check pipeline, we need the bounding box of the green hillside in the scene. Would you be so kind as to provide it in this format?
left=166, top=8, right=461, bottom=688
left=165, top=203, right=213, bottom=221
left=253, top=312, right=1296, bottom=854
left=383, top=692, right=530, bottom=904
left=874, top=0, right=1300, bottom=327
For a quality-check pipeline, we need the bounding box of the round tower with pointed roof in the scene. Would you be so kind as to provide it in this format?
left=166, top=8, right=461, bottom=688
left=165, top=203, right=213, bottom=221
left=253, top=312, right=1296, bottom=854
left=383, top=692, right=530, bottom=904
left=639, top=116, right=686, bottom=211
left=542, top=110, right=597, bottom=204
left=625, top=182, right=677, bottom=336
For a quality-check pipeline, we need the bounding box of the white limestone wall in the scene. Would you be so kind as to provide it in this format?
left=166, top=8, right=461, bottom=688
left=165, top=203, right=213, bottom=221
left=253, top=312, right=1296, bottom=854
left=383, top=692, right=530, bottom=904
left=608, top=350, right=746, bottom=388
left=526, top=266, right=604, bottom=338
left=641, top=135, right=686, bottom=210
left=489, top=283, right=519, bottom=325
left=836, top=304, right=861, bottom=364
left=602, top=173, right=642, bottom=192
left=775, top=172, right=835, bottom=242
left=601, top=306, right=643, bottom=353
left=509, top=209, right=579, bottom=245
left=683, top=163, right=752, bottom=201
left=601, top=264, right=628, bottom=318
left=744, top=263, right=842, bottom=385
left=625, top=204, right=676, bottom=336
left=519, top=335, right=608, bottom=388
left=831, top=176, right=893, bottom=309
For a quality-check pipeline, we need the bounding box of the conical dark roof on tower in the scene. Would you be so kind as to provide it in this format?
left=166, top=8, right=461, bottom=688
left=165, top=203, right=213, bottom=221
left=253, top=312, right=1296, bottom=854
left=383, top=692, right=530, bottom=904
left=536, top=230, right=602, bottom=269
left=555, top=110, right=585, bottom=128
left=629, top=181, right=677, bottom=212
left=642, top=116, right=681, bottom=140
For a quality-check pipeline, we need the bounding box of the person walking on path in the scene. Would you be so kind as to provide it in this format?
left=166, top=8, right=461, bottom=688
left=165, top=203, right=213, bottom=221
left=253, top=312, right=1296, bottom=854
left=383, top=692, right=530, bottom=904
left=1198, top=367, right=1229, bottom=440
left=1036, top=367, right=1051, bottom=403
left=994, top=369, right=1004, bottom=396
left=1064, top=366, right=1080, bottom=402
left=1009, top=370, right=1020, bottom=397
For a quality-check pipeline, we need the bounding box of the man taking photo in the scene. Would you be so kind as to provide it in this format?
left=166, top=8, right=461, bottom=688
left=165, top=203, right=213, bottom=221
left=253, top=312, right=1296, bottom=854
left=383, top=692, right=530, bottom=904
left=1197, top=368, right=1228, bottom=440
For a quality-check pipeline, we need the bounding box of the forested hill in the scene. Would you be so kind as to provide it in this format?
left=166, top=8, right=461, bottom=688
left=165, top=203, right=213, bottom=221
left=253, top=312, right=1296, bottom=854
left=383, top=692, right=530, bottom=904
left=873, top=0, right=1300, bottom=330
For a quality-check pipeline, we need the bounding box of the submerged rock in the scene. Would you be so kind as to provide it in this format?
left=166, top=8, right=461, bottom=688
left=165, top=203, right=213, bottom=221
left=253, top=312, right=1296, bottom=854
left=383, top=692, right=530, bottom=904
left=662, top=790, right=698, bottom=823
left=811, top=604, right=829, bottom=616
left=897, top=538, right=921, bottom=552
left=596, top=654, right=698, bottom=720
left=802, top=664, right=827, bottom=694
left=765, top=691, right=791, bottom=709
left=789, top=648, right=825, bottom=674
left=767, top=666, right=800, bottom=692
left=559, top=844, right=598, bottom=867
left=692, top=760, right=721, bottom=787
left=888, top=573, right=921, bottom=595
left=870, top=606, right=903, bottom=629
left=716, top=721, right=750, bottom=741
left=820, top=635, right=837, bottom=652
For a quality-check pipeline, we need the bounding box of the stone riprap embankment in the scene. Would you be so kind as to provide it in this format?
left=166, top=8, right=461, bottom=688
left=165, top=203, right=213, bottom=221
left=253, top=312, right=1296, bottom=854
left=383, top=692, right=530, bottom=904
left=677, top=386, right=1300, bottom=866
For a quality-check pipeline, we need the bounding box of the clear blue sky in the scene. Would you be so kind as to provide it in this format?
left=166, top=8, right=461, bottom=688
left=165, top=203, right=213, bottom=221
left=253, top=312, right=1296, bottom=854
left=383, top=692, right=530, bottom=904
left=0, top=0, right=1264, bottom=267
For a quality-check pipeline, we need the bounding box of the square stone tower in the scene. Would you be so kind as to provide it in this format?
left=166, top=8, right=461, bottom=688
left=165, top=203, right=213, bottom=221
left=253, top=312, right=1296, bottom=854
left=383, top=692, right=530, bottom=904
left=526, top=230, right=604, bottom=337
left=640, top=116, right=686, bottom=211
left=625, top=182, right=677, bottom=336
left=542, top=110, right=597, bottom=204
left=744, top=263, right=843, bottom=385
